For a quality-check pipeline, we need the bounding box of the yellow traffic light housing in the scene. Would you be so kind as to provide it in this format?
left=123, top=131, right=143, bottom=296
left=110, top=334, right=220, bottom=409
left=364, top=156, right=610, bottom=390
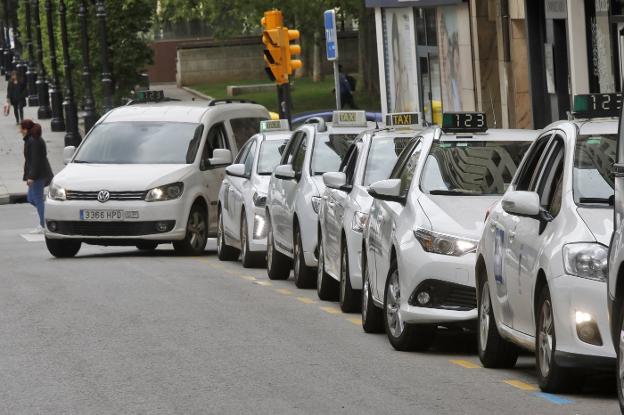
left=284, top=29, right=302, bottom=75
left=262, top=10, right=288, bottom=85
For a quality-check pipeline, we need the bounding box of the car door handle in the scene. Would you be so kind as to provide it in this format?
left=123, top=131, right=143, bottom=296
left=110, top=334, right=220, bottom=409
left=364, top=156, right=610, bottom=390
left=327, top=201, right=335, bottom=208
left=508, top=231, right=516, bottom=243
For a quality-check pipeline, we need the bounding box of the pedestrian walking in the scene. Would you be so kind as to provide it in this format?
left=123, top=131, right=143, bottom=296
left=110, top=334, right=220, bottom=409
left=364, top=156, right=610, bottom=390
left=22, top=120, right=54, bottom=233
left=339, top=65, right=358, bottom=109
left=6, top=70, right=27, bottom=124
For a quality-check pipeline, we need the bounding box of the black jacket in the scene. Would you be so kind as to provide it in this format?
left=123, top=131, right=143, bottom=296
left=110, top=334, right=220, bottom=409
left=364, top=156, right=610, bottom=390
left=23, top=134, right=54, bottom=183
left=7, top=80, right=26, bottom=106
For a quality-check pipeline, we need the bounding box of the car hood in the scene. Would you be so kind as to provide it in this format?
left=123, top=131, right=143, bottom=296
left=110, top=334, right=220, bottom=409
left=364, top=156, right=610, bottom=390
left=53, top=163, right=194, bottom=191
left=418, top=194, right=501, bottom=240
left=576, top=207, right=613, bottom=246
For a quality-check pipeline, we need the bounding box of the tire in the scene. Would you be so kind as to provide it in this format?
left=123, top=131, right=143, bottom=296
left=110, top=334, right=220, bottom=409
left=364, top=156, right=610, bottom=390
left=45, top=238, right=81, bottom=258
left=174, top=203, right=209, bottom=256
left=339, top=240, right=360, bottom=313
left=293, top=226, right=315, bottom=289
left=477, top=277, right=518, bottom=368
left=617, top=301, right=624, bottom=413
left=361, top=254, right=383, bottom=333
left=317, top=232, right=338, bottom=300
left=136, top=241, right=158, bottom=251
left=384, top=261, right=435, bottom=351
left=535, top=285, right=583, bottom=393
left=216, top=208, right=239, bottom=261
left=240, top=212, right=263, bottom=268
left=266, top=213, right=291, bottom=280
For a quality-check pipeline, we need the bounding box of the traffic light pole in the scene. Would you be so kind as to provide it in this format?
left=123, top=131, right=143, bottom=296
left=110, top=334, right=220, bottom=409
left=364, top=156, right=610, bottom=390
left=277, top=83, right=292, bottom=127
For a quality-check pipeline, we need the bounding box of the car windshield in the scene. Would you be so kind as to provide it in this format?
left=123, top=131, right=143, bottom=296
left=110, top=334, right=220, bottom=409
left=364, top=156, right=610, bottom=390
left=258, top=139, right=288, bottom=174
left=74, top=122, right=203, bottom=164
left=364, top=135, right=414, bottom=186
left=573, top=134, right=616, bottom=205
left=421, top=140, right=531, bottom=196
left=311, top=133, right=358, bottom=175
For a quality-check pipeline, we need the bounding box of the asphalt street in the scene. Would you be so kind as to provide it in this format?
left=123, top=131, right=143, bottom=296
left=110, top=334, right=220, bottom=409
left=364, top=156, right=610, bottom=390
left=0, top=204, right=618, bottom=414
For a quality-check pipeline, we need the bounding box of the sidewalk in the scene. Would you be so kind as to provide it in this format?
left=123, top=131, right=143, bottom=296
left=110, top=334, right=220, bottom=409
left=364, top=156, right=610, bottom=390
left=0, top=80, right=204, bottom=205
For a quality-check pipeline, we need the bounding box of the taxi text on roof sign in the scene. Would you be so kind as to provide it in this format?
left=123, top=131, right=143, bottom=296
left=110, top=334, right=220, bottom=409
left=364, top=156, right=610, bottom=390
left=572, top=93, right=623, bottom=118
left=134, top=90, right=165, bottom=103
left=385, top=112, right=422, bottom=128
left=332, top=110, right=368, bottom=127
left=260, top=119, right=290, bottom=132
left=441, top=112, right=487, bottom=133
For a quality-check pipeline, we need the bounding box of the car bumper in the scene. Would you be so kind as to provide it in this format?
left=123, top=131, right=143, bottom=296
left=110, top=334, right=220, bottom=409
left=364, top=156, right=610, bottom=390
left=44, top=198, right=187, bottom=241
left=398, top=241, right=477, bottom=324
left=549, top=274, right=616, bottom=361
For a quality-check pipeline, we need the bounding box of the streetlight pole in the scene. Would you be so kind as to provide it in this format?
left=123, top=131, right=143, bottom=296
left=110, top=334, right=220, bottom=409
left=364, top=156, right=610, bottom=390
left=59, top=0, right=79, bottom=145
left=79, top=0, right=97, bottom=132
left=24, top=0, right=38, bottom=106
left=32, top=0, right=51, bottom=119
left=45, top=0, right=65, bottom=131
left=95, top=0, right=112, bottom=112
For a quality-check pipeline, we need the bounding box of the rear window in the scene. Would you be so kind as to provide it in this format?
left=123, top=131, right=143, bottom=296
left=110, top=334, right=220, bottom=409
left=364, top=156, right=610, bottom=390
left=311, top=134, right=358, bottom=175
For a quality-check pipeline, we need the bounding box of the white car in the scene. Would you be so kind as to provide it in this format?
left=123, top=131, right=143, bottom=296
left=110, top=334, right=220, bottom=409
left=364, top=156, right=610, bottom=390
left=217, top=120, right=292, bottom=267
left=317, top=113, right=423, bottom=312
left=45, top=94, right=269, bottom=257
left=481, top=95, right=617, bottom=393
left=266, top=111, right=376, bottom=288
left=362, top=113, right=536, bottom=352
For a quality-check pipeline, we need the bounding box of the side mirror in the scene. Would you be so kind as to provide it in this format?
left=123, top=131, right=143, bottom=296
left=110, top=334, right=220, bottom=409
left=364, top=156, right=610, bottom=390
left=367, top=179, right=405, bottom=203
left=501, top=191, right=541, bottom=218
left=225, top=163, right=248, bottom=178
left=63, top=146, right=76, bottom=165
left=274, top=164, right=296, bottom=180
left=208, top=148, right=233, bottom=168
left=323, top=172, right=349, bottom=191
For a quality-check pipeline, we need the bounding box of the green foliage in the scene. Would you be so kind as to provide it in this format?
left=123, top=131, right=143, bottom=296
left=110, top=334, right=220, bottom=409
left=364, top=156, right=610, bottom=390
left=17, top=0, right=155, bottom=112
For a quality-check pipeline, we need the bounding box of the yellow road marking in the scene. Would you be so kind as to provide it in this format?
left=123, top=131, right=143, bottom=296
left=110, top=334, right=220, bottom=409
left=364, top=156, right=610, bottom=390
left=241, top=276, right=256, bottom=281
left=275, top=288, right=293, bottom=295
left=254, top=280, right=272, bottom=287
left=504, top=380, right=538, bottom=391
left=347, top=317, right=362, bottom=326
left=296, top=297, right=317, bottom=304
left=320, top=306, right=341, bottom=315
left=449, top=359, right=481, bottom=369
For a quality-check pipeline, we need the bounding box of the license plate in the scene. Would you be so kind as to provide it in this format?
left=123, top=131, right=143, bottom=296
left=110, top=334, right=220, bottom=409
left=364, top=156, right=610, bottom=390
left=79, top=209, right=139, bottom=221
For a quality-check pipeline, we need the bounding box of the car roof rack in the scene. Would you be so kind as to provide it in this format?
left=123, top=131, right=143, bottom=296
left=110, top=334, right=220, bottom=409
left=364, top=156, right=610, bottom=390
left=207, top=99, right=257, bottom=106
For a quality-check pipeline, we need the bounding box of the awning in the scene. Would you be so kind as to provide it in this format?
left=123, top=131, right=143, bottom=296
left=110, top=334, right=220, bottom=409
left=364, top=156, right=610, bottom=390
left=365, top=0, right=461, bottom=8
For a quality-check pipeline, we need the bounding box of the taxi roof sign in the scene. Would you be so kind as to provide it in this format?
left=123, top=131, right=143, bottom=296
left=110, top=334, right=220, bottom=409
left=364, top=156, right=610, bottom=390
left=385, top=112, right=422, bottom=128
left=261, top=119, right=290, bottom=132
left=332, top=110, right=368, bottom=127
left=572, top=94, right=622, bottom=118
left=442, top=112, right=487, bottom=133
left=134, top=90, right=165, bottom=103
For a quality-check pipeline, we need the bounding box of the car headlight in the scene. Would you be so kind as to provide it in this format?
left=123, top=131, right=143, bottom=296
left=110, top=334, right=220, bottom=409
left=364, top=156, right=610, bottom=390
left=48, top=182, right=66, bottom=201
left=352, top=211, right=369, bottom=233
left=311, top=196, right=322, bottom=214
left=145, top=182, right=184, bottom=202
left=563, top=243, right=607, bottom=282
left=413, top=228, right=478, bottom=256
left=253, top=192, right=267, bottom=207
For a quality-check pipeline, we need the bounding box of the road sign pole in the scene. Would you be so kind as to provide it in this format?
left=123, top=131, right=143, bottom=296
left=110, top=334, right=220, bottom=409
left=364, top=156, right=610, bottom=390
left=324, top=9, right=340, bottom=110
left=333, top=61, right=341, bottom=110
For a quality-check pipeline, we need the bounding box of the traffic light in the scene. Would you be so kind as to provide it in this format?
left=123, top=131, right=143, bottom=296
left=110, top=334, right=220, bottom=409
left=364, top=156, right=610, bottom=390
left=283, top=28, right=302, bottom=75
left=262, top=10, right=287, bottom=85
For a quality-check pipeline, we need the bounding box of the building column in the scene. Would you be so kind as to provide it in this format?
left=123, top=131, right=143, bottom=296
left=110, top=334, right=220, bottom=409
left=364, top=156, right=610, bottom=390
left=567, top=0, right=589, bottom=95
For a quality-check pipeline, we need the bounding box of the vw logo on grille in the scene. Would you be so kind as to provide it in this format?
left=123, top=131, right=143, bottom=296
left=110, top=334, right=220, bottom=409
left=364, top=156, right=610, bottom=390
left=97, top=190, right=110, bottom=203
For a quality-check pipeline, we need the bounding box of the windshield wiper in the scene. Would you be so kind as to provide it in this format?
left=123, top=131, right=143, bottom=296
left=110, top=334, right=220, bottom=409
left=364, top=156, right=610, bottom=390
left=72, top=160, right=90, bottom=164
left=579, top=196, right=614, bottom=206
left=429, top=189, right=480, bottom=196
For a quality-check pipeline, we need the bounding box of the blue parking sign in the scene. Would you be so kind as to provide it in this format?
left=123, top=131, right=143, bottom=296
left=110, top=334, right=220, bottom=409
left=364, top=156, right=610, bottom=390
left=324, top=10, right=338, bottom=61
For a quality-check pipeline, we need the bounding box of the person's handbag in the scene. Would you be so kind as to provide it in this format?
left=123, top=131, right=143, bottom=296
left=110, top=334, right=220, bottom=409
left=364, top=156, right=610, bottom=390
left=2, top=102, right=9, bottom=117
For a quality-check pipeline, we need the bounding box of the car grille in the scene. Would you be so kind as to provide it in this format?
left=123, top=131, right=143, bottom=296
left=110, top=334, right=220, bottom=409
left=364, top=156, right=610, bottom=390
left=65, top=190, right=146, bottom=201
left=49, top=220, right=175, bottom=236
left=410, top=279, right=477, bottom=311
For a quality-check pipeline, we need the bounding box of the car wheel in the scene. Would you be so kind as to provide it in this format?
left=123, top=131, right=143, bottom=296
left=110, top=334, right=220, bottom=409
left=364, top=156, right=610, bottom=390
left=293, top=226, right=315, bottom=289
left=316, top=232, right=338, bottom=300
left=136, top=241, right=158, bottom=251
left=240, top=212, right=262, bottom=268
left=617, top=301, right=624, bottom=413
left=536, top=285, right=582, bottom=393
left=384, top=261, right=435, bottom=351
left=361, top=255, right=383, bottom=333
left=174, top=203, right=209, bottom=256
left=216, top=208, right=239, bottom=261
left=45, top=238, right=81, bottom=258
left=477, top=277, right=518, bottom=368
left=339, top=240, right=360, bottom=313
left=266, top=214, right=291, bottom=280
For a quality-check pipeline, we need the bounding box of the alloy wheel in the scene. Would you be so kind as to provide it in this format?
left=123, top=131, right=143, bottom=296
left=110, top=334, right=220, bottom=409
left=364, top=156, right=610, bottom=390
left=242, top=217, right=248, bottom=259
left=217, top=212, right=223, bottom=255
left=362, top=270, right=370, bottom=322
left=538, top=299, right=554, bottom=378
left=479, top=281, right=491, bottom=352
left=619, top=324, right=624, bottom=399
left=267, top=226, right=274, bottom=270
left=189, top=211, right=206, bottom=250
left=386, top=271, right=404, bottom=338
left=339, top=246, right=347, bottom=303
left=294, top=235, right=301, bottom=278
left=317, top=238, right=324, bottom=289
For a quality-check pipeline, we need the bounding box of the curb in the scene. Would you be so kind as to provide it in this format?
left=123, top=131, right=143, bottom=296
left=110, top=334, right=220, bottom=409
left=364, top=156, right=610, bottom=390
left=181, top=86, right=213, bottom=101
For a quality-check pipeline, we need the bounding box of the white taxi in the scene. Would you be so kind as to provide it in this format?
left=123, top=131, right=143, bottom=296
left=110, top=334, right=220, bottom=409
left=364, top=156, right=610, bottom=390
left=266, top=111, right=376, bottom=288
left=217, top=120, right=292, bottom=267
left=362, top=113, right=536, bottom=350
left=44, top=93, right=269, bottom=257
left=317, top=113, right=422, bottom=312
left=478, top=95, right=616, bottom=393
